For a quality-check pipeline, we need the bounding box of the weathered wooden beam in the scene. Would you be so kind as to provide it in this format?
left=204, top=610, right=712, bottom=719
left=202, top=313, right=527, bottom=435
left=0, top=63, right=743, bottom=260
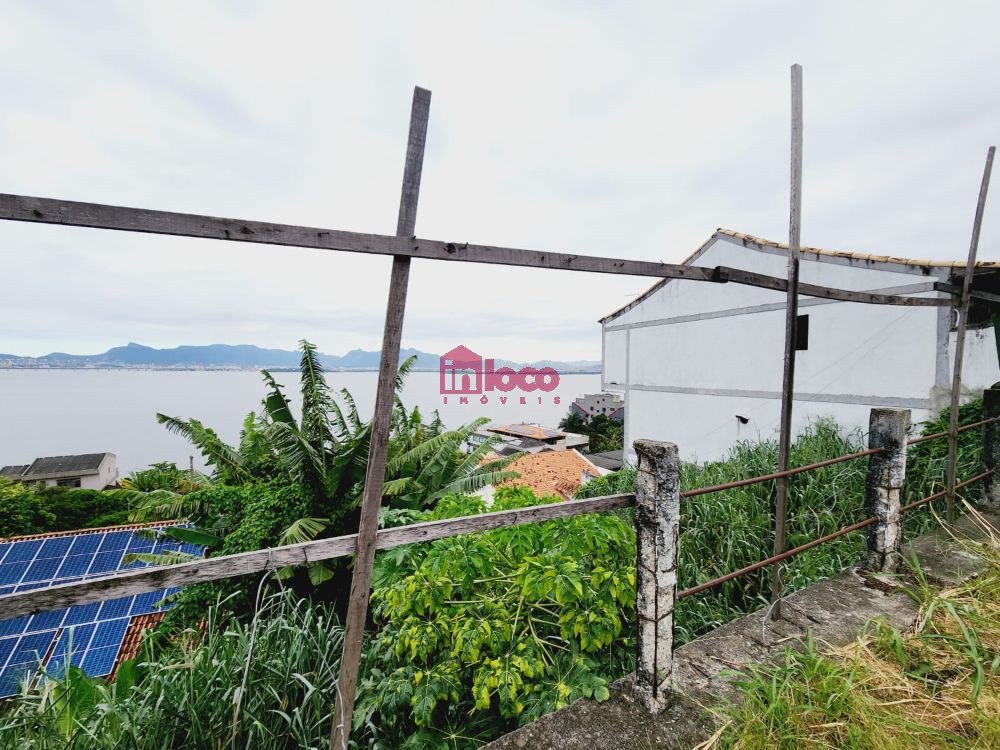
left=331, top=86, right=430, bottom=750
left=0, top=493, right=636, bottom=620
left=718, top=267, right=944, bottom=306
left=933, top=281, right=1000, bottom=304
left=946, top=146, right=995, bottom=524
left=770, top=63, right=804, bottom=619
left=0, top=192, right=946, bottom=306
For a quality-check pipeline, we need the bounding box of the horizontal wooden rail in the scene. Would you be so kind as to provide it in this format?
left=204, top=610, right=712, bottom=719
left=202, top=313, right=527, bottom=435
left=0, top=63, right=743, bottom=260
left=0, top=193, right=947, bottom=307
left=0, top=493, right=634, bottom=619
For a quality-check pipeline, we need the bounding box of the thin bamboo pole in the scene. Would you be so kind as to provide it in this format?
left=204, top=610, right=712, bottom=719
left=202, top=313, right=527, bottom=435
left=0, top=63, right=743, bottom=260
left=946, top=146, right=995, bottom=524
left=770, top=63, right=803, bottom=619
left=330, top=86, right=431, bottom=750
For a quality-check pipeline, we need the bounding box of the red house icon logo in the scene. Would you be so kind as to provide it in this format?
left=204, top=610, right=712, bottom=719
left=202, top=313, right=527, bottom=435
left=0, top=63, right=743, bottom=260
left=440, top=345, right=483, bottom=394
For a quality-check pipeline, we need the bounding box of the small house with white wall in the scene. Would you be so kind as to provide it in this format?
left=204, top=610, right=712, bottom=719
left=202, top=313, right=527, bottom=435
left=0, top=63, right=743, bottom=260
left=1, top=453, right=119, bottom=489
left=601, top=230, right=1000, bottom=464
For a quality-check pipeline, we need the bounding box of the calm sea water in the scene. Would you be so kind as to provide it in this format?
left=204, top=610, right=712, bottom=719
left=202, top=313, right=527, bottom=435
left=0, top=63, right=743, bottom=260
left=0, top=370, right=600, bottom=474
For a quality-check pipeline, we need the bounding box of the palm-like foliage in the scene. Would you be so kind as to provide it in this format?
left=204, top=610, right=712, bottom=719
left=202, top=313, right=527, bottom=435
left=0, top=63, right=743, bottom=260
left=383, top=418, right=520, bottom=508
left=153, top=340, right=517, bottom=560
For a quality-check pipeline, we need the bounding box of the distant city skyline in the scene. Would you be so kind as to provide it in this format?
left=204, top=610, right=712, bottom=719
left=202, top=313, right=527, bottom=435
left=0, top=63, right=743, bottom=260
left=2, top=2, right=999, bottom=359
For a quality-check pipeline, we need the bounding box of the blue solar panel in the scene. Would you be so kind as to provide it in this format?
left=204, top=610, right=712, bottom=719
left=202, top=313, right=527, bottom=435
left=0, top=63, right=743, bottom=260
left=57, top=554, right=94, bottom=578
left=24, top=557, right=61, bottom=582
left=27, top=608, right=66, bottom=633
left=97, top=532, right=131, bottom=552
left=4, top=540, right=42, bottom=563
left=81, top=646, right=119, bottom=677
left=97, top=597, right=134, bottom=621
left=0, top=525, right=202, bottom=697
left=89, top=550, right=124, bottom=574
left=38, top=537, right=74, bottom=559
left=68, top=534, right=101, bottom=555
left=63, top=603, right=99, bottom=626
left=0, top=616, right=29, bottom=638
left=0, top=637, right=17, bottom=666
left=0, top=562, right=27, bottom=585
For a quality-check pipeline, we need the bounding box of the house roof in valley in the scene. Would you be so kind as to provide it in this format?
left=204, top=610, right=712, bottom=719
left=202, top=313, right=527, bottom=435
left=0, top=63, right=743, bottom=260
left=21, top=453, right=113, bottom=480
left=600, top=228, right=1000, bottom=323
left=499, top=449, right=603, bottom=500
left=489, top=424, right=566, bottom=441
left=0, top=465, right=28, bottom=478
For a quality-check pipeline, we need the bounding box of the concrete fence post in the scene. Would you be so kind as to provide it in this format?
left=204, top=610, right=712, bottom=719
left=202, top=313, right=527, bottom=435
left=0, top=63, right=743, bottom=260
left=982, top=385, right=1000, bottom=510
left=862, top=408, right=910, bottom=573
left=633, top=439, right=680, bottom=713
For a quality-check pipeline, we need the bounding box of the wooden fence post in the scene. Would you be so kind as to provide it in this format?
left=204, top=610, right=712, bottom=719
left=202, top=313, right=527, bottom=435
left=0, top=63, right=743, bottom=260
left=330, top=86, right=431, bottom=750
left=982, top=385, right=1000, bottom=510
left=863, top=408, right=909, bottom=573
left=633, top=439, right=680, bottom=713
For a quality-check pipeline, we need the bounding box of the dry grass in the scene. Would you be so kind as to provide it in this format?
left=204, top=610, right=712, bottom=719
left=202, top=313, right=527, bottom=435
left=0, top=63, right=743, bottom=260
left=709, top=507, right=1000, bottom=750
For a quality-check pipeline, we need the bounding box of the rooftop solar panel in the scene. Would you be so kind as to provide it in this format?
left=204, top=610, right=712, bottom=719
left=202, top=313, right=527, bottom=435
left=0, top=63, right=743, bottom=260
left=0, top=525, right=202, bottom=697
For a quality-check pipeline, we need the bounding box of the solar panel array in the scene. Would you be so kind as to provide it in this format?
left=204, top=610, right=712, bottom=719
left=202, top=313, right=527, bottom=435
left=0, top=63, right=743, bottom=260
left=0, top=527, right=200, bottom=697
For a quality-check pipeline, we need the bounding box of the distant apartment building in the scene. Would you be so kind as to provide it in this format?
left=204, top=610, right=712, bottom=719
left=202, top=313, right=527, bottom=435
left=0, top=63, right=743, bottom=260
left=1, top=453, right=119, bottom=490
left=571, top=392, right=624, bottom=421
left=466, top=423, right=589, bottom=454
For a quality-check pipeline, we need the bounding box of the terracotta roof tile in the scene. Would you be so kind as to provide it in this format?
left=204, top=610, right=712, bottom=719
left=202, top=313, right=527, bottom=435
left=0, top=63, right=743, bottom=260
left=111, top=612, right=166, bottom=679
left=500, top=450, right=602, bottom=500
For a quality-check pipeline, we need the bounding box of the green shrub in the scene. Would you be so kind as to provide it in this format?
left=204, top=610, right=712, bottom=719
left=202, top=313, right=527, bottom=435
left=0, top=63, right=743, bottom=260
left=0, top=590, right=344, bottom=750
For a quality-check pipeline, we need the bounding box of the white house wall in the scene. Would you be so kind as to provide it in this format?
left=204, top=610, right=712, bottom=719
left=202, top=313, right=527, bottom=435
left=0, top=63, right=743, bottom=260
left=623, top=387, right=931, bottom=466
left=604, top=234, right=982, bottom=464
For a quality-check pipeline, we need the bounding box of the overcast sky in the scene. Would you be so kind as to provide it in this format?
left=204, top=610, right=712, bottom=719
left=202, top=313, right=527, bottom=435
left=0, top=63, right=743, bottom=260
left=2, top=1, right=998, bottom=361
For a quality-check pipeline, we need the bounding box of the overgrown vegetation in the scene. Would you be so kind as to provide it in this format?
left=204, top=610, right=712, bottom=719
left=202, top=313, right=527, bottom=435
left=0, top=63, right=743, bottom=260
left=358, top=487, right=634, bottom=747
left=558, top=410, right=624, bottom=453
left=0, top=590, right=344, bottom=750
left=1, top=382, right=992, bottom=748
left=578, top=403, right=985, bottom=643
left=0, top=480, right=133, bottom=538
left=711, top=515, right=1000, bottom=749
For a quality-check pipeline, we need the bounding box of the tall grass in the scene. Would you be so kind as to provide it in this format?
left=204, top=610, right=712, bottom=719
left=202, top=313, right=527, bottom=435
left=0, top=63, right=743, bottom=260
left=712, top=523, right=1000, bottom=749
left=579, top=404, right=985, bottom=643
left=0, top=590, right=343, bottom=750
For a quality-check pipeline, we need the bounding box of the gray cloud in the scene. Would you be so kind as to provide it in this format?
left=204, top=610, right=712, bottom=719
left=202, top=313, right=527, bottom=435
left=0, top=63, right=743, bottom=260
left=1, top=0, right=998, bottom=362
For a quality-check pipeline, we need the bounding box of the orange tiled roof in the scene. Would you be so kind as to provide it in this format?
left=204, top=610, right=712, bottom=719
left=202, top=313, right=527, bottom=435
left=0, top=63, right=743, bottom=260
left=112, top=612, right=166, bottom=678
left=500, top=450, right=601, bottom=500
left=489, top=424, right=565, bottom=441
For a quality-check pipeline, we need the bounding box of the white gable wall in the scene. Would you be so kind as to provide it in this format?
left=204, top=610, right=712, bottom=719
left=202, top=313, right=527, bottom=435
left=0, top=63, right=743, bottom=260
left=603, top=235, right=999, bottom=464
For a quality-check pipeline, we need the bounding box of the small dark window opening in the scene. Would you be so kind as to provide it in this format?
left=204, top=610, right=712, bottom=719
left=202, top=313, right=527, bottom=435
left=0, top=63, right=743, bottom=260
left=795, top=314, right=809, bottom=351
left=57, top=477, right=81, bottom=488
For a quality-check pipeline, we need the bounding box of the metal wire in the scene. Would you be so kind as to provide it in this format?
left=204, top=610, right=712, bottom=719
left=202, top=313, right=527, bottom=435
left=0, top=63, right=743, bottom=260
left=675, top=470, right=992, bottom=600
left=905, top=417, right=996, bottom=446
left=679, top=417, right=998, bottom=500
left=680, top=447, right=882, bottom=498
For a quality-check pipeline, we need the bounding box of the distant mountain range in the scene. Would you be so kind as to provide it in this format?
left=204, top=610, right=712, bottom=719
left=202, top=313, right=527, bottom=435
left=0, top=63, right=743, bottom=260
left=0, top=343, right=601, bottom=373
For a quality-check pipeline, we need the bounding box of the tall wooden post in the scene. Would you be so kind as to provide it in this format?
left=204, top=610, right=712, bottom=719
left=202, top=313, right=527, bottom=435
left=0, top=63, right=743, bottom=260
left=862, top=408, right=909, bottom=573
left=770, top=63, right=803, bottom=618
left=330, top=86, right=431, bottom=750
left=946, top=146, right=995, bottom=524
left=633, top=439, right=680, bottom=713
